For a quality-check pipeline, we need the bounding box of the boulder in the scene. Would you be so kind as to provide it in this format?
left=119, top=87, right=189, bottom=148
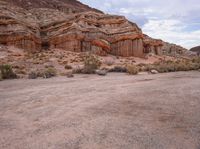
left=150, top=70, right=159, bottom=74
left=95, top=70, right=107, bottom=76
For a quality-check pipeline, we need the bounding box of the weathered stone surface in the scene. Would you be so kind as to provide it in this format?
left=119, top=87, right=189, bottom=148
left=190, top=46, right=200, bottom=56
left=0, top=1, right=41, bottom=51
left=0, top=0, right=188, bottom=58
left=162, top=42, right=188, bottom=57
left=95, top=69, right=107, bottom=76
left=143, top=35, right=163, bottom=56
left=150, top=70, right=159, bottom=74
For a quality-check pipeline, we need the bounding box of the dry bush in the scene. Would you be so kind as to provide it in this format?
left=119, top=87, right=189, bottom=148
left=72, top=66, right=83, bottom=74
left=65, top=64, right=72, bottom=70
left=28, top=68, right=57, bottom=79
left=108, top=66, right=127, bottom=73
left=127, top=65, right=139, bottom=75
left=43, top=68, right=57, bottom=78
left=0, top=71, right=2, bottom=81
left=146, top=60, right=200, bottom=73
left=0, top=64, right=17, bottom=79
left=28, top=71, right=38, bottom=79
left=82, top=54, right=101, bottom=74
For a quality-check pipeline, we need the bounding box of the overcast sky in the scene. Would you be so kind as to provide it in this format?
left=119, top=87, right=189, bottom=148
left=79, top=0, right=200, bottom=49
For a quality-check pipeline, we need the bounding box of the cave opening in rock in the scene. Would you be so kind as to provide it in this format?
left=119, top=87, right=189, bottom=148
left=42, top=42, right=49, bottom=50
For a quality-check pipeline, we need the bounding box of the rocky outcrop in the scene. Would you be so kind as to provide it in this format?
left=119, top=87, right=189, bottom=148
left=0, top=1, right=41, bottom=51
left=143, top=35, right=163, bottom=55
left=0, top=0, right=187, bottom=58
left=190, top=46, right=200, bottom=56
left=162, top=42, right=188, bottom=57
left=47, top=12, right=145, bottom=57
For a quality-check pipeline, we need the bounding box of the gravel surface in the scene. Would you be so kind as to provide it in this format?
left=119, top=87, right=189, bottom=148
left=0, top=71, right=200, bottom=149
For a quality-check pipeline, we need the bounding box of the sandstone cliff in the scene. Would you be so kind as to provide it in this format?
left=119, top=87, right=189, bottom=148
left=0, top=0, right=187, bottom=58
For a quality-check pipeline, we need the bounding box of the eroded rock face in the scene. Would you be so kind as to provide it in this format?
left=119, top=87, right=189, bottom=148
left=0, top=0, right=187, bottom=58
left=0, top=1, right=41, bottom=52
left=143, top=35, right=163, bottom=56
left=162, top=42, right=188, bottom=57
left=190, top=46, right=200, bottom=56
left=47, top=12, right=146, bottom=57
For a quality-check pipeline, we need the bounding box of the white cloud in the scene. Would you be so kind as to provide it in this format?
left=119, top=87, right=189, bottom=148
left=143, top=19, right=200, bottom=49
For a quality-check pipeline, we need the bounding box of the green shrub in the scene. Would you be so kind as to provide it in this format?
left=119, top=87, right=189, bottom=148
left=0, top=64, right=17, bottom=79
left=82, top=54, right=101, bottom=74
left=127, top=65, right=139, bottom=75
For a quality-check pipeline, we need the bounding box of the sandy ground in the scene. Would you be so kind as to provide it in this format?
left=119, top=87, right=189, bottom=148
left=0, top=71, right=200, bottom=149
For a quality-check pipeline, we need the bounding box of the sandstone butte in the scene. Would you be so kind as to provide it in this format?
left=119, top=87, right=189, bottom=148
left=0, top=0, right=189, bottom=58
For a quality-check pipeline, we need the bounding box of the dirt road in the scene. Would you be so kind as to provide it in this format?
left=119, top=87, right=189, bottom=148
left=0, top=72, right=200, bottom=149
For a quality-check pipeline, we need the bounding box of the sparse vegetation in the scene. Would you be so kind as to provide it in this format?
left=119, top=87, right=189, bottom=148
left=82, top=54, right=101, bottom=74
left=65, top=64, right=72, bottom=70
left=108, top=66, right=127, bottom=73
left=72, top=66, right=83, bottom=74
left=140, top=59, right=200, bottom=73
left=0, top=64, right=17, bottom=80
left=28, top=68, right=57, bottom=79
left=0, top=71, right=2, bottom=81
left=43, top=68, right=57, bottom=78
left=127, top=65, right=139, bottom=75
left=28, top=71, right=38, bottom=79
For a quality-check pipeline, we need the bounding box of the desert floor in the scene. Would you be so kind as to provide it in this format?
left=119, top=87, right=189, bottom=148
left=0, top=71, right=200, bottom=149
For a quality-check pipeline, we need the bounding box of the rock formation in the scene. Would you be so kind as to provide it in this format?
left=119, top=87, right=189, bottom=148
left=190, top=46, right=200, bottom=56
left=0, top=0, right=187, bottom=58
left=162, top=42, right=187, bottom=56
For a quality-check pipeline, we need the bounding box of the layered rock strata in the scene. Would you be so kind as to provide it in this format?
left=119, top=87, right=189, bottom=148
left=0, top=0, right=188, bottom=58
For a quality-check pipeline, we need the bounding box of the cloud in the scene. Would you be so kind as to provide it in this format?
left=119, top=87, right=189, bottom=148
left=80, top=0, right=200, bottom=49
left=143, top=19, right=200, bottom=49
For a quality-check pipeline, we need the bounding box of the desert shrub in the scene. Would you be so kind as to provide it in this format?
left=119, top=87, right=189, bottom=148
left=149, top=60, right=200, bottom=73
left=192, top=57, right=200, bottom=64
left=72, top=66, right=83, bottom=74
left=108, top=66, right=127, bottom=73
left=0, top=71, right=2, bottom=81
left=127, top=65, right=139, bottom=75
left=141, top=64, right=156, bottom=72
left=154, top=62, right=176, bottom=73
left=82, top=54, right=101, bottom=74
left=43, top=68, right=57, bottom=78
left=28, top=71, right=38, bottom=79
left=0, top=64, right=17, bottom=79
left=65, top=64, right=72, bottom=70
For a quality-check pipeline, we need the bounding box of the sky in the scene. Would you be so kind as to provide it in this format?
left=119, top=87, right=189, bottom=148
left=79, top=0, right=200, bottom=49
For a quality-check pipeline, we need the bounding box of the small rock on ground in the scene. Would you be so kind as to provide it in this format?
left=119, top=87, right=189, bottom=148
left=95, top=70, right=107, bottom=76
